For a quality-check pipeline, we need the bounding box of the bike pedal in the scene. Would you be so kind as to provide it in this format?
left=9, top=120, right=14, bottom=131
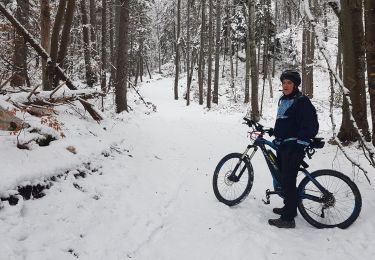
left=262, top=189, right=271, bottom=204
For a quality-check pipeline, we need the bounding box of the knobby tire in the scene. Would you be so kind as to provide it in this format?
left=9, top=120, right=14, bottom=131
left=213, top=153, right=254, bottom=206
left=297, top=170, right=362, bottom=229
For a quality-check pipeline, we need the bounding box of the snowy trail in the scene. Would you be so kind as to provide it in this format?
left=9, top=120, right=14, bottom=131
left=1, top=76, right=375, bottom=259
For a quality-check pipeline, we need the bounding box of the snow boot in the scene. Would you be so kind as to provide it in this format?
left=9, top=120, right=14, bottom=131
left=268, top=218, right=295, bottom=228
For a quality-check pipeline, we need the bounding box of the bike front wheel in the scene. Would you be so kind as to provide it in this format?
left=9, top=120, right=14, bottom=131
left=298, top=170, right=362, bottom=229
left=213, top=153, right=254, bottom=206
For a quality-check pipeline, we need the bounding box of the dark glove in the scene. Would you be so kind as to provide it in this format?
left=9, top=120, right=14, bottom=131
left=268, top=128, right=274, bottom=137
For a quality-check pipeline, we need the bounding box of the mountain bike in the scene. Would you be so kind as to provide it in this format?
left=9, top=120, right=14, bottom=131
left=212, top=118, right=362, bottom=229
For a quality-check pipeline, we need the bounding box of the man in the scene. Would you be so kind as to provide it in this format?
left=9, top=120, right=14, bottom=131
left=268, top=69, right=319, bottom=228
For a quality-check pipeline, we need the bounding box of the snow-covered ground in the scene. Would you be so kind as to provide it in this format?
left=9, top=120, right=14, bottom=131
left=1, top=75, right=375, bottom=260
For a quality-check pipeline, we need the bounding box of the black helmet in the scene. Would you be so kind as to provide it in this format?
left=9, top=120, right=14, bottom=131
left=280, top=69, right=301, bottom=87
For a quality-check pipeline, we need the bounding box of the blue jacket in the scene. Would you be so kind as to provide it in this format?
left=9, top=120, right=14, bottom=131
left=274, top=89, right=319, bottom=145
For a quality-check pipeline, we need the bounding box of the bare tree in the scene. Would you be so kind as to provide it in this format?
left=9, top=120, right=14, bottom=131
left=101, top=0, right=107, bottom=92
left=213, top=0, right=222, bottom=104
left=57, top=0, right=75, bottom=67
left=55, top=0, right=76, bottom=86
left=249, top=0, right=259, bottom=121
left=244, top=2, right=250, bottom=104
left=301, top=0, right=316, bottom=98
left=48, top=0, right=67, bottom=90
left=198, top=0, right=206, bottom=105
left=207, top=0, right=213, bottom=108
left=365, top=0, right=375, bottom=146
left=11, top=0, right=30, bottom=88
left=115, top=0, right=130, bottom=113
left=80, top=0, right=95, bottom=87
left=40, top=0, right=51, bottom=90
left=174, top=0, right=181, bottom=100
left=227, top=0, right=235, bottom=100
left=260, top=0, right=271, bottom=114
left=186, top=0, right=192, bottom=106
left=338, top=0, right=370, bottom=142
left=89, top=0, right=97, bottom=54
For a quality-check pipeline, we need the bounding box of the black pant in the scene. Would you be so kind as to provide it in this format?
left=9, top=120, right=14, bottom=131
left=277, top=143, right=305, bottom=221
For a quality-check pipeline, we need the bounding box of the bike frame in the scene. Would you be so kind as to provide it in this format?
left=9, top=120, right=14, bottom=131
left=236, top=134, right=329, bottom=203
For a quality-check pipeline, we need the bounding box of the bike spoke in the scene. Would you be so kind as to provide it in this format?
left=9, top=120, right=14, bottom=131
left=216, top=158, right=250, bottom=201
left=300, top=172, right=360, bottom=227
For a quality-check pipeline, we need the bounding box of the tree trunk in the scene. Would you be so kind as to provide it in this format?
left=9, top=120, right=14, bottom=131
left=302, top=19, right=307, bottom=93
left=338, top=0, right=370, bottom=142
left=213, top=0, right=222, bottom=104
left=174, top=0, right=181, bottom=100
left=249, top=0, right=259, bottom=121
left=157, top=18, right=162, bottom=74
left=198, top=0, right=206, bottom=105
left=139, top=42, right=143, bottom=83
left=260, top=0, right=271, bottom=115
left=228, top=0, right=235, bottom=101
left=101, top=0, right=107, bottom=92
left=307, top=23, right=315, bottom=98
left=336, top=23, right=343, bottom=79
left=145, top=59, right=152, bottom=79
left=207, top=0, right=213, bottom=108
left=129, top=34, right=134, bottom=79
left=365, top=0, right=375, bottom=145
left=115, top=0, right=130, bottom=113
left=108, top=0, right=115, bottom=90
left=305, top=0, right=316, bottom=98
left=80, top=0, right=95, bottom=87
left=89, top=0, right=97, bottom=54
left=244, top=2, right=250, bottom=103
left=302, top=14, right=314, bottom=98
left=323, top=2, right=328, bottom=42
left=287, top=0, right=292, bottom=25
left=48, top=0, right=67, bottom=90
left=55, top=0, right=76, bottom=86
left=40, top=0, right=51, bottom=90
left=135, top=55, right=139, bottom=86
left=57, top=0, right=75, bottom=67
left=186, top=0, right=191, bottom=106
left=11, top=0, right=30, bottom=88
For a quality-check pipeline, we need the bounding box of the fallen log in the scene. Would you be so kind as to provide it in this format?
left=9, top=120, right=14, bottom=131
left=7, top=90, right=105, bottom=118
left=0, top=3, right=103, bottom=121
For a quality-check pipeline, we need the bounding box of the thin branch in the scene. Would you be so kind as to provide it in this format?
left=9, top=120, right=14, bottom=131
left=49, top=81, right=66, bottom=99
left=127, top=79, right=150, bottom=108
left=303, top=0, right=374, bottom=183
left=27, top=85, right=41, bottom=100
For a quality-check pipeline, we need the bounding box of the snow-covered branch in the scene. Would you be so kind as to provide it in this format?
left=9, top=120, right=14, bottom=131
left=0, top=3, right=103, bottom=121
left=302, top=0, right=374, bottom=181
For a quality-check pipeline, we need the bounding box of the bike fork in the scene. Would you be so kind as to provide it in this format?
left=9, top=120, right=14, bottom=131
left=228, top=145, right=257, bottom=182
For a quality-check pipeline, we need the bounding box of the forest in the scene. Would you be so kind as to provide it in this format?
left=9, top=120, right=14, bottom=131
left=0, top=0, right=373, bottom=137
left=1, top=0, right=375, bottom=258
left=0, top=1, right=374, bottom=173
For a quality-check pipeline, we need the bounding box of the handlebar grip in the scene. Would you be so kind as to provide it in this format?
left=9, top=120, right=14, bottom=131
left=243, top=117, right=253, bottom=126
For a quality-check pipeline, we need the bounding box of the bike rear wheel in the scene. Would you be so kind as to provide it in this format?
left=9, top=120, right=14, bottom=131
left=298, top=170, right=362, bottom=229
left=213, top=153, right=254, bottom=206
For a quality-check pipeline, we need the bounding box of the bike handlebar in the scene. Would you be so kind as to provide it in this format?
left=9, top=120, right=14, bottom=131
left=243, top=117, right=274, bottom=136
left=243, top=117, right=325, bottom=159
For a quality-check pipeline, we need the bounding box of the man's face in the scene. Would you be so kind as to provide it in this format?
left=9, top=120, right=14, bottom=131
left=282, top=79, right=295, bottom=95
